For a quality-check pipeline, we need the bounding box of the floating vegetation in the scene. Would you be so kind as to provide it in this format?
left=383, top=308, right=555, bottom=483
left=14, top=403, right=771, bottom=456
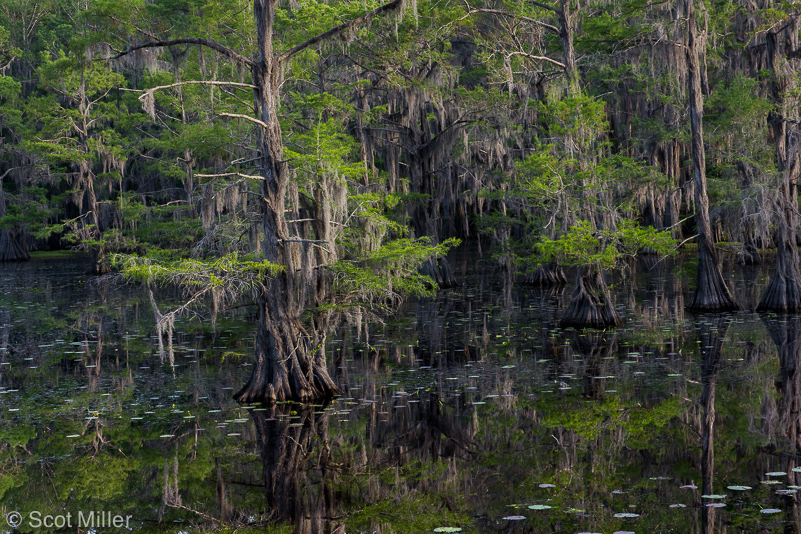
left=527, top=505, right=553, bottom=510
left=727, top=485, right=751, bottom=491
left=613, top=513, right=640, bottom=518
left=760, top=509, right=782, bottom=514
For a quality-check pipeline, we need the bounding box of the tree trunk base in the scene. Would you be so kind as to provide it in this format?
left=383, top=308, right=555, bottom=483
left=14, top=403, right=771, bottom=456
left=525, top=262, right=568, bottom=286
left=560, top=268, right=622, bottom=328
left=688, top=239, right=738, bottom=313
left=757, top=271, right=801, bottom=313
left=234, top=298, right=341, bottom=404
left=87, top=248, right=111, bottom=275
left=419, top=257, right=457, bottom=288
left=0, top=229, right=29, bottom=262
left=740, top=237, right=761, bottom=265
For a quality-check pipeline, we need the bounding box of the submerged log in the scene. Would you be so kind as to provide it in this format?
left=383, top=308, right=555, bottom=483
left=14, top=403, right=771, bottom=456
left=525, top=262, right=567, bottom=286
left=560, top=267, right=622, bottom=328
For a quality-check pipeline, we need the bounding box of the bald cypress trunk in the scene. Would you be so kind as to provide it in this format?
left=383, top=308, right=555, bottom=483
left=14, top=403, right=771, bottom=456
left=235, top=0, right=339, bottom=403
left=0, top=183, right=28, bottom=262
left=525, top=262, right=567, bottom=286
left=684, top=0, right=737, bottom=312
left=560, top=266, right=621, bottom=328
left=236, top=0, right=404, bottom=403
left=757, top=112, right=801, bottom=312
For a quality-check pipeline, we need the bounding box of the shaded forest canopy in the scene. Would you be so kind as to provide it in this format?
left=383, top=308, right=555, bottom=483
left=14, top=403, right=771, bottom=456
left=1, top=0, right=801, bottom=398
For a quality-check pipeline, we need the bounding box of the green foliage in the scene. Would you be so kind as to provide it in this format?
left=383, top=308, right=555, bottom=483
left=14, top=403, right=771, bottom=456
left=330, top=237, right=460, bottom=306
left=532, top=219, right=675, bottom=269
left=112, top=252, right=283, bottom=295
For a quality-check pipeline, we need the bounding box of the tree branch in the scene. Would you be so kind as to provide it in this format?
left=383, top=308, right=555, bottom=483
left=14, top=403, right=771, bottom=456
left=277, top=0, right=403, bottom=63
left=218, top=112, right=269, bottom=129
left=530, top=0, right=559, bottom=13
left=460, top=8, right=559, bottom=33
left=103, top=38, right=254, bottom=68
left=125, top=80, right=257, bottom=94
left=196, top=172, right=265, bottom=181
left=507, top=50, right=566, bottom=69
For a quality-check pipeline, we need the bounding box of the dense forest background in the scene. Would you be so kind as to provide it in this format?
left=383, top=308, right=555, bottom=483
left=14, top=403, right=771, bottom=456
left=1, top=0, right=800, bottom=400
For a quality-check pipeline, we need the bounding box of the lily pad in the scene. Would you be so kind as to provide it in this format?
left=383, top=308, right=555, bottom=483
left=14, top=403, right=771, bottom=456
left=669, top=504, right=686, bottom=508
left=539, top=483, right=556, bottom=488
left=701, top=494, right=726, bottom=499
left=501, top=516, right=526, bottom=520
left=760, top=508, right=782, bottom=514
left=433, top=528, right=462, bottom=533
left=528, top=505, right=553, bottom=510
left=726, top=485, right=751, bottom=491
left=613, top=513, right=639, bottom=518
left=766, top=472, right=787, bottom=476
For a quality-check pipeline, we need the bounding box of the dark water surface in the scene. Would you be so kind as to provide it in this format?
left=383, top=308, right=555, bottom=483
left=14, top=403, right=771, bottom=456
left=1, top=253, right=800, bottom=533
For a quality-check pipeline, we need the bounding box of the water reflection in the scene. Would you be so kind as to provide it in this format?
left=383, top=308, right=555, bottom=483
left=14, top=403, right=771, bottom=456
left=2, top=254, right=801, bottom=533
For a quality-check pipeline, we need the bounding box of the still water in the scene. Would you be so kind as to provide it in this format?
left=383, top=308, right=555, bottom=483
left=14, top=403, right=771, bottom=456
left=0, top=252, right=799, bottom=533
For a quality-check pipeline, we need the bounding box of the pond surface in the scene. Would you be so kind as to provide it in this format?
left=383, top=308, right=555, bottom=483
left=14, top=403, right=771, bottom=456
left=0, top=252, right=799, bottom=533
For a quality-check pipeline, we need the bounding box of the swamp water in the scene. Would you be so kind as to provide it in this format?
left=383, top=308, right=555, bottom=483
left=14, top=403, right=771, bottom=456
left=0, top=253, right=799, bottom=533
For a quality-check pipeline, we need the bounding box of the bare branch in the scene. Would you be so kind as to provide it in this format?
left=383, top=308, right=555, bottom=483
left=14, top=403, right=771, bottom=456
left=196, top=172, right=265, bottom=181
left=507, top=50, right=566, bottom=69
left=530, top=0, right=559, bottom=13
left=277, top=0, right=403, bottom=63
left=102, top=38, right=254, bottom=68
left=218, top=112, right=269, bottom=129
left=125, top=80, right=257, bottom=94
left=460, top=8, right=559, bottom=34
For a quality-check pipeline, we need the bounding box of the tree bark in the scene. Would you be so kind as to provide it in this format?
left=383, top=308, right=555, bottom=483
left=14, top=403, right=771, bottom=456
left=0, top=183, right=28, bottom=262
left=525, top=262, right=567, bottom=286
left=684, top=0, right=737, bottom=312
left=758, top=112, right=801, bottom=312
left=238, top=0, right=405, bottom=403
left=558, top=0, right=579, bottom=95
left=560, top=266, right=621, bottom=328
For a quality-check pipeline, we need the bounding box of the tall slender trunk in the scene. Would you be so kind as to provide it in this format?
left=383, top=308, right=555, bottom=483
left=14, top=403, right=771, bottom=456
left=758, top=113, right=801, bottom=311
left=558, top=0, right=579, bottom=95
left=235, top=0, right=339, bottom=403
left=684, top=0, right=737, bottom=312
